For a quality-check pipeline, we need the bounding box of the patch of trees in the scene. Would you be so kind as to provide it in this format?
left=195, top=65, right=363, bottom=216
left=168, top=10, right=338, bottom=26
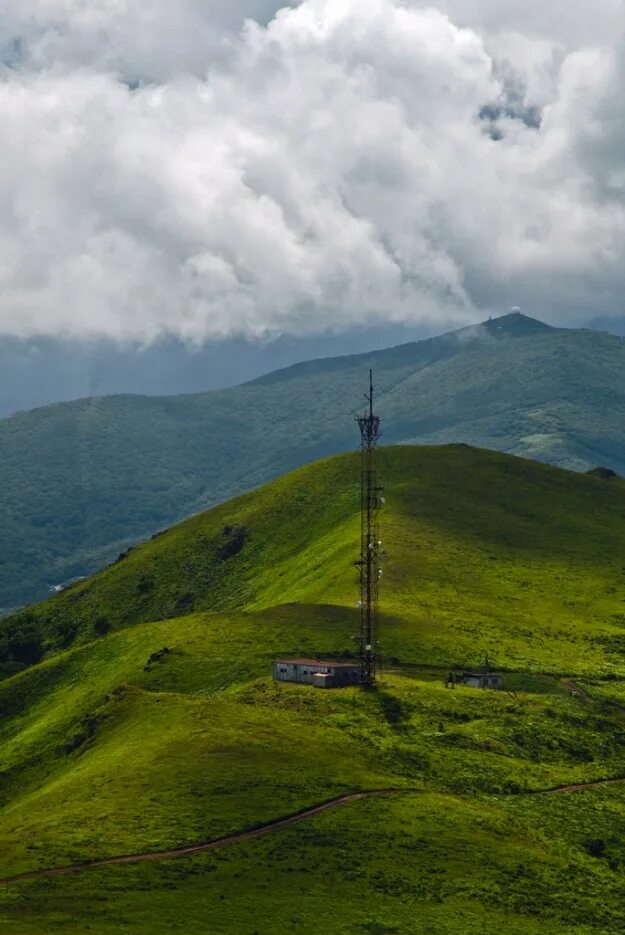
left=94, top=616, right=111, bottom=636
left=136, top=576, right=154, bottom=595
left=583, top=838, right=621, bottom=870
left=586, top=466, right=618, bottom=480
left=0, top=613, right=44, bottom=671
left=174, top=592, right=194, bottom=612
left=55, top=618, right=80, bottom=649
left=114, top=546, right=135, bottom=563
left=144, top=646, right=172, bottom=672
left=219, top=524, right=248, bottom=560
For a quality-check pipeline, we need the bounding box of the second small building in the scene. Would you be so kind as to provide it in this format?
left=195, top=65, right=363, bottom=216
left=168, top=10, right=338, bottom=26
left=273, top=658, right=360, bottom=688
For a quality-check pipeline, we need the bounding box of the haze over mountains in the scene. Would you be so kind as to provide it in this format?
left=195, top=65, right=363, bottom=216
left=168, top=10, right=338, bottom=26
left=2, top=314, right=625, bottom=419
left=0, top=321, right=440, bottom=419
left=2, top=310, right=625, bottom=610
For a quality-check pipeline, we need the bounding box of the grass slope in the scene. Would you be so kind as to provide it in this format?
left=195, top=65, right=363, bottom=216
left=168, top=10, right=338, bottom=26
left=1, top=446, right=625, bottom=932
left=5, top=312, right=625, bottom=607
left=5, top=444, right=625, bottom=678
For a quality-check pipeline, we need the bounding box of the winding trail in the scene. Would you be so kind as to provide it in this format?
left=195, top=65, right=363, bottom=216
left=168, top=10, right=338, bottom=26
left=539, top=776, right=625, bottom=795
left=0, top=789, right=405, bottom=887
left=4, top=776, right=625, bottom=887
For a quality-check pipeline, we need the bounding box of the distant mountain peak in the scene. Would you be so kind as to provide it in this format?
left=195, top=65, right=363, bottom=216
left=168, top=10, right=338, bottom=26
left=480, top=311, right=554, bottom=337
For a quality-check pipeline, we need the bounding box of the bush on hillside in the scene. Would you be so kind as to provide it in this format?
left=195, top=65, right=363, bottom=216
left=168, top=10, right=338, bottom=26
left=136, top=576, right=154, bottom=595
left=219, top=525, right=248, bottom=560
left=587, top=466, right=618, bottom=480
left=94, top=616, right=111, bottom=636
left=55, top=619, right=80, bottom=649
left=0, top=612, right=44, bottom=668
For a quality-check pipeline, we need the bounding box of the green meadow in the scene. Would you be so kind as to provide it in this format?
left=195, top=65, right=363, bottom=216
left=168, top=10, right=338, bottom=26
left=1, top=445, right=625, bottom=932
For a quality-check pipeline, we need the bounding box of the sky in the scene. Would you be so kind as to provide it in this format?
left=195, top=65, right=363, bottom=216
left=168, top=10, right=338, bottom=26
left=1, top=0, right=624, bottom=345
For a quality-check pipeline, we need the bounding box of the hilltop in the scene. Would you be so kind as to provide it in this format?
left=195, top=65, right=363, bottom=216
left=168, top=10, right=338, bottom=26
left=4, top=312, right=625, bottom=608
left=2, top=446, right=625, bottom=933
left=5, top=443, right=625, bottom=678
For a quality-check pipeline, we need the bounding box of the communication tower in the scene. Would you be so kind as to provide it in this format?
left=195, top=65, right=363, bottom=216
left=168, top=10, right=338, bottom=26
left=355, top=370, right=382, bottom=687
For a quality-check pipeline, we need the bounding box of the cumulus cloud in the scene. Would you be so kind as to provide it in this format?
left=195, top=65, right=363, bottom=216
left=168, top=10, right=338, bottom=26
left=0, top=0, right=624, bottom=341
left=429, top=0, right=625, bottom=49
left=0, top=1, right=290, bottom=79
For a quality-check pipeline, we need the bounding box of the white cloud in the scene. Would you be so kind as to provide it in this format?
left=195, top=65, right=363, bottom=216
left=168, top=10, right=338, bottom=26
left=423, top=0, right=625, bottom=49
left=0, top=0, right=624, bottom=341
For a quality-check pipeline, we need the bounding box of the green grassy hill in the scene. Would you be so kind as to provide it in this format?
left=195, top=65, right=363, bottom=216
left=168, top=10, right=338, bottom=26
left=2, top=446, right=625, bottom=933
left=5, top=312, right=625, bottom=609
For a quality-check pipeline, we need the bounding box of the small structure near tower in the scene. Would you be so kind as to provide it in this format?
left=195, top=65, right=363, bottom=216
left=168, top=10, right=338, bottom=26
left=272, top=659, right=360, bottom=688
left=445, top=655, right=502, bottom=690
left=445, top=670, right=503, bottom=690
left=355, top=370, right=383, bottom=688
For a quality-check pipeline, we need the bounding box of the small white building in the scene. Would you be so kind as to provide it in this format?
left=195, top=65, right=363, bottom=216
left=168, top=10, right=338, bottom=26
left=272, top=658, right=360, bottom=688
left=446, top=670, right=503, bottom=690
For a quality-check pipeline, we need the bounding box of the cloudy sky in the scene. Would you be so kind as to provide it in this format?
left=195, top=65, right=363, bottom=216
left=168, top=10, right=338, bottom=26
left=1, top=0, right=624, bottom=343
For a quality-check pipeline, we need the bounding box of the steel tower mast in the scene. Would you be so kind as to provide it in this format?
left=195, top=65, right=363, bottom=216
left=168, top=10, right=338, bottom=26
left=356, top=370, right=382, bottom=687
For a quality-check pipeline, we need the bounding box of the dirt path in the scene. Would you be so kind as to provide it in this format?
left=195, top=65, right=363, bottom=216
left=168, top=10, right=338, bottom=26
left=539, top=776, right=625, bottom=795
left=0, top=789, right=406, bottom=887
left=4, top=775, right=625, bottom=887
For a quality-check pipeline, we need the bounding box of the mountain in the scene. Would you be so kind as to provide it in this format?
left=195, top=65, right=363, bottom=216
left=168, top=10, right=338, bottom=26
left=1, top=446, right=625, bottom=934
left=3, top=311, right=625, bottom=610
left=0, top=322, right=437, bottom=418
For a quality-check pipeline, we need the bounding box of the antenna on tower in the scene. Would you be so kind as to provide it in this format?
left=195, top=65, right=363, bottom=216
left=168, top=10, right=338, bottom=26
left=355, top=369, right=382, bottom=688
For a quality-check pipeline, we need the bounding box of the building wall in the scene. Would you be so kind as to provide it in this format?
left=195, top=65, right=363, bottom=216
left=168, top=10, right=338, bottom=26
left=273, top=662, right=331, bottom=684
left=462, top=677, right=481, bottom=688
left=313, top=673, right=336, bottom=688
left=272, top=662, right=359, bottom=686
left=484, top=675, right=503, bottom=689
left=331, top=666, right=359, bottom=685
left=458, top=674, right=503, bottom=690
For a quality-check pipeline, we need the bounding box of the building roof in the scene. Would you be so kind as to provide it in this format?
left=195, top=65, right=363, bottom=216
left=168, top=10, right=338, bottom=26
left=275, top=658, right=359, bottom=668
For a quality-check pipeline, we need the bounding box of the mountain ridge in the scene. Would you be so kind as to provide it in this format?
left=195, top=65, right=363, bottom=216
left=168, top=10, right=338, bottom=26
left=2, top=312, right=625, bottom=608
left=244, top=311, right=555, bottom=385
left=0, top=311, right=552, bottom=413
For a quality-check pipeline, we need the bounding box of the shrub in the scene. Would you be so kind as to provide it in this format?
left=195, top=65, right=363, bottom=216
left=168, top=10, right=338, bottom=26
left=8, top=626, right=44, bottom=665
left=56, top=619, right=79, bottom=649
left=94, top=616, right=111, bottom=636
left=219, top=525, right=248, bottom=560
